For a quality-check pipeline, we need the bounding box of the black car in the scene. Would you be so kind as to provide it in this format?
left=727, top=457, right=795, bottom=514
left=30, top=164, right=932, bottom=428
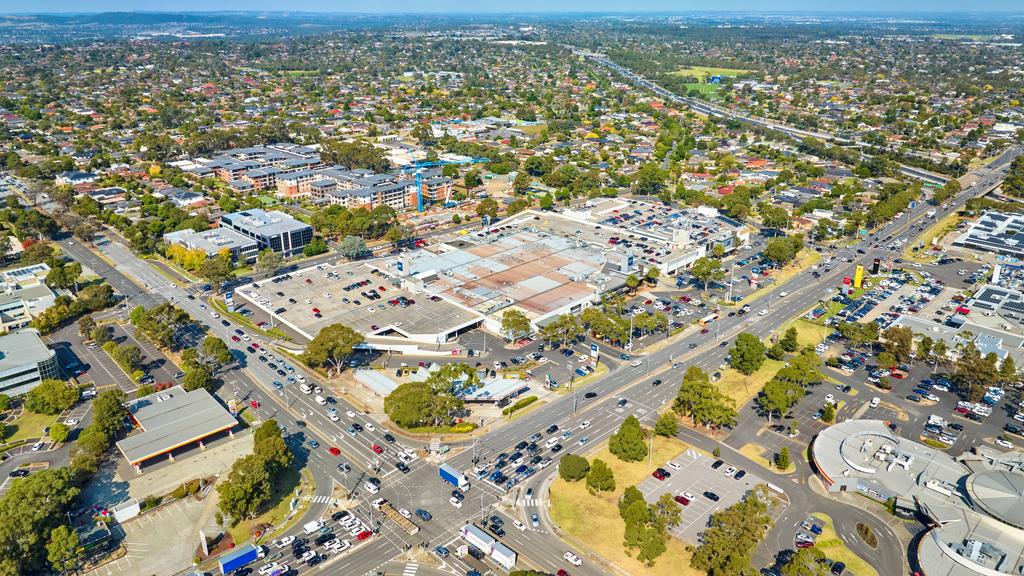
left=489, top=525, right=505, bottom=537
left=546, top=424, right=559, bottom=434
left=515, top=441, right=528, bottom=451
left=551, top=444, right=563, bottom=453
left=490, top=515, right=504, bottom=526
left=396, top=461, right=410, bottom=473
left=906, top=394, right=921, bottom=403
left=704, top=491, right=721, bottom=501
left=948, top=422, right=964, bottom=431
left=306, top=553, right=322, bottom=567
left=617, top=398, right=628, bottom=407
left=734, top=470, right=747, bottom=480
left=416, top=509, right=432, bottom=521
left=8, top=469, right=29, bottom=478
left=452, top=489, right=465, bottom=500
left=293, top=545, right=309, bottom=559
left=313, top=533, right=334, bottom=546
left=221, top=319, right=230, bottom=327
left=530, top=455, right=542, bottom=465
left=352, top=423, right=364, bottom=432
left=584, top=392, right=598, bottom=399
left=384, top=433, right=396, bottom=443
left=651, top=379, right=662, bottom=387
left=1005, top=423, right=1024, bottom=436
left=688, top=343, right=697, bottom=349
left=831, top=561, right=846, bottom=576
left=527, top=442, right=539, bottom=452
left=711, top=460, right=724, bottom=469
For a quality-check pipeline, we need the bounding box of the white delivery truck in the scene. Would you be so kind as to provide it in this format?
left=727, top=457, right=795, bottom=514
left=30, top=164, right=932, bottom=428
left=302, top=520, right=325, bottom=535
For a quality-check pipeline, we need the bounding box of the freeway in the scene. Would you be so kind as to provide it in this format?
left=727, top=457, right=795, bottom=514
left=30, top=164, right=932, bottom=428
left=44, top=143, right=1019, bottom=576
left=578, top=50, right=950, bottom=186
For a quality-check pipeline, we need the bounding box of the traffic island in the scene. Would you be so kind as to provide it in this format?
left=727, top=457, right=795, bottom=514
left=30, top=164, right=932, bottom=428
left=810, top=512, right=879, bottom=576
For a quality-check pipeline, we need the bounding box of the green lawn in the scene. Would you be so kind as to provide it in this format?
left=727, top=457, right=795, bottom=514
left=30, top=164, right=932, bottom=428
left=549, top=436, right=703, bottom=576
left=5, top=410, right=58, bottom=443
left=716, top=358, right=785, bottom=408
left=672, top=66, right=752, bottom=80
left=781, top=318, right=834, bottom=348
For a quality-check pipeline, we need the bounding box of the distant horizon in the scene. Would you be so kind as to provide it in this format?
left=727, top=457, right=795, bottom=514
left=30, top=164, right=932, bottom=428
left=6, top=1, right=1024, bottom=16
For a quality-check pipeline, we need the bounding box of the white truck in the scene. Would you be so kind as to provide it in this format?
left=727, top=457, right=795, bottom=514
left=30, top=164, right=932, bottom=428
left=926, top=209, right=937, bottom=218
left=302, top=520, right=325, bottom=535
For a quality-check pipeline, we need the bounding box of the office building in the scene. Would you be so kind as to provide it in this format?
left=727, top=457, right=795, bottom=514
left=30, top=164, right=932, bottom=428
left=219, top=209, right=313, bottom=257
left=0, top=329, right=59, bottom=396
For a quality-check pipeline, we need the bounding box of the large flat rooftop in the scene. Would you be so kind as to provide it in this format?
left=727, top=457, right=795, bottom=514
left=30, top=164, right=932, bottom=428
left=233, top=261, right=482, bottom=343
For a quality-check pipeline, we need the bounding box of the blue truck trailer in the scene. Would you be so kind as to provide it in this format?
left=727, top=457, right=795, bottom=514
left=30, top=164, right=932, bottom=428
left=438, top=463, right=470, bottom=490
left=219, top=543, right=261, bottom=574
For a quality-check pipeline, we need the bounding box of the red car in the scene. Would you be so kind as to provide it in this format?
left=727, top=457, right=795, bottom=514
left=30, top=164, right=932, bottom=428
left=652, top=470, right=667, bottom=480
left=674, top=494, right=690, bottom=506
left=371, top=444, right=384, bottom=454
left=231, top=335, right=241, bottom=342
left=701, top=328, right=709, bottom=334
left=312, top=308, right=321, bottom=315
left=954, top=406, right=970, bottom=415
left=557, top=571, right=570, bottom=576
left=355, top=530, right=372, bottom=541
left=328, top=447, right=341, bottom=456
left=251, top=343, right=260, bottom=349
left=795, top=540, right=814, bottom=549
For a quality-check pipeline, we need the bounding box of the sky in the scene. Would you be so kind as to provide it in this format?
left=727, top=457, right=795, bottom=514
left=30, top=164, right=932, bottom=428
left=11, top=0, right=1024, bottom=14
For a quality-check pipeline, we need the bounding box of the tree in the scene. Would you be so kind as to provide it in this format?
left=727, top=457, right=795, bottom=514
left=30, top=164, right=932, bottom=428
left=303, top=236, right=328, bottom=257
left=586, top=458, right=615, bottom=492
left=48, top=422, right=70, bottom=444
left=775, top=446, right=791, bottom=470
left=609, top=415, right=648, bottom=462
left=217, top=454, right=272, bottom=523
left=464, top=170, right=484, bottom=189
left=77, top=315, right=96, bottom=338
left=882, top=325, right=913, bottom=362
left=690, top=487, right=773, bottom=576
left=539, top=193, right=554, bottom=210
left=1000, top=356, right=1019, bottom=384
left=383, top=382, right=434, bottom=428
left=619, top=485, right=646, bottom=517
left=25, top=380, right=79, bottom=415
left=757, top=377, right=804, bottom=421
left=513, top=171, right=531, bottom=194
left=477, top=198, right=499, bottom=220
left=761, top=206, right=792, bottom=231
left=254, top=249, right=283, bottom=276
left=198, top=336, right=234, bottom=372
left=253, top=420, right=293, bottom=474
left=690, top=257, right=724, bottom=292
left=304, top=324, right=365, bottom=374
left=634, top=162, right=667, bottom=196
left=821, top=403, right=836, bottom=423
left=91, top=325, right=112, bottom=345
left=46, top=524, right=80, bottom=574
left=674, top=366, right=738, bottom=430
left=766, top=342, right=786, bottom=361
left=654, top=412, right=678, bottom=437
left=729, top=333, right=767, bottom=376
left=112, top=344, right=143, bottom=372
left=780, top=327, right=799, bottom=352
left=337, top=235, right=369, bottom=260
left=780, top=547, right=828, bottom=576
left=558, top=454, right=590, bottom=481
left=764, top=235, right=804, bottom=266
left=198, top=253, right=233, bottom=288
left=183, top=366, right=213, bottom=392
left=500, top=309, right=531, bottom=341
left=19, top=242, right=56, bottom=266
left=77, top=425, right=110, bottom=456
left=91, top=390, right=127, bottom=438
left=877, top=351, right=896, bottom=370
left=0, top=467, right=81, bottom=574
left=320, top=140, right=389, bottom=172
left=625, top=273, right=642, bottom=294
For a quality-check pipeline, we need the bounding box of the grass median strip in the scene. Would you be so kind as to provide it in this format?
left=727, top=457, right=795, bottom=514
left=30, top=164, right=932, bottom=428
left=811, top=512, right=879, bottom=576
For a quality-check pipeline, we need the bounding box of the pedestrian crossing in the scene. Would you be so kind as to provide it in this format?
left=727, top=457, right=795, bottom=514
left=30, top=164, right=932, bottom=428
left=403, top=563, right=418, bottom=576
left=522, top=497, right=545, bottom=507
left=310, top=495, right=333, bottom=504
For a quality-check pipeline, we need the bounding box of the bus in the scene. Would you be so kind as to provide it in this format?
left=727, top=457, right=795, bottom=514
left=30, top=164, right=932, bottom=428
left=698, top=311, right=720, bottom=327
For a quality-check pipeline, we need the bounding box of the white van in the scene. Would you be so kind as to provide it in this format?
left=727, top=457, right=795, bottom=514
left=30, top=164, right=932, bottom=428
left=299, top=383, right=312, bottom=394
left=364, top=481, right=380, bottom=494
left=303, top=520, right=325, bottom=535
left=545, top=437, right=560, bottom=448
left=315, top=395, right=327, bottom=406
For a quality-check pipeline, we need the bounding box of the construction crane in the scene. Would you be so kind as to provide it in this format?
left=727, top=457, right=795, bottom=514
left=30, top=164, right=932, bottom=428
left=400, top=157, right=490, bottom=212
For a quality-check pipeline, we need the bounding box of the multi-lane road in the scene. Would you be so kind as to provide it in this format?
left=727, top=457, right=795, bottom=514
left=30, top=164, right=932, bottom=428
left=36, top=141, right=1021, bottom=576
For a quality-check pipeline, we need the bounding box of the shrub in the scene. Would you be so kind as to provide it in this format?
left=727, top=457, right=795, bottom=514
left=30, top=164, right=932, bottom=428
left=130, top=370, right=145, bottom=382
left=501, top=395, right=538, bottom=416
left=559, top=454, right=590, bottom=481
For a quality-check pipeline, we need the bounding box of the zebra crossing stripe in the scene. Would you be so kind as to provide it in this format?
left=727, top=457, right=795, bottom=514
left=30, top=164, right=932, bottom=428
left=403, top=563, right=418, bottom=576
left=311, top=495, right=333, bottom=504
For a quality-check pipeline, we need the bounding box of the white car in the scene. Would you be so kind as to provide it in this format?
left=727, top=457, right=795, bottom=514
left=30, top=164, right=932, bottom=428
left=274, top=536, right=295, bottom=548
left=211, top=311, right=221, bottom=319
left=64, top=419, right=79, bottom=426
left=365, top=422, right=375, bottom=432
left=997, top=438, right=1015, bottom=449
left=824, top=394, right=835, bottom=404
left=449, top=496, right=463, bottom=508
left=323, top=292, right=332, bottom=298
left=258, top=563, right=281, bottom=575
left=328, top=413, right=340, bottom=422
left=870, top=397, right=880, bottom=408
left=724, top=466, right=737, bottom=477
left=579, top=421, right=591, bottom=430
left=398, top=508, right=411, bottom=519
left=666, top=461, right=681, bottom=471
left=564, top=551, right=582, bottom=566
left=1014, top=413, right=1024, bottom=423
left=513, top=519, right=527, bottom=531
left=758, top=309, right=769, bottom=316
left=779, top=291, right=788, bottom=298
left=346, top=410, right=356, bottom=418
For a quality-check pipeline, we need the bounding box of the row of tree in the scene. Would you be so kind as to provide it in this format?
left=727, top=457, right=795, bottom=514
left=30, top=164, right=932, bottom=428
left=384, top=363, right=475, bottom=429
left=217, top=419, right=293, bottom=525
